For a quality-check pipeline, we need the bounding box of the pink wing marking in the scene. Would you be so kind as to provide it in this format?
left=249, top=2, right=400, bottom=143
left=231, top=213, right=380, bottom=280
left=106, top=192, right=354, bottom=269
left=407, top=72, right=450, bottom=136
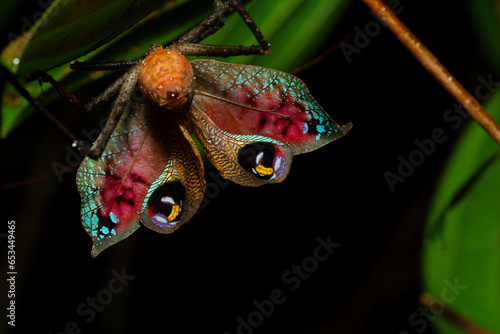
left=191, top=59, right=352, bottom=155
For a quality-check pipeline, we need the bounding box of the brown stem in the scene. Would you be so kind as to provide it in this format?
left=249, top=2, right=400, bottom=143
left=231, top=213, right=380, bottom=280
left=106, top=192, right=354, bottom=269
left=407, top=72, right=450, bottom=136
left=0, top=172, right=52, bottom=191
left=361, top=0, right=500, bottom=146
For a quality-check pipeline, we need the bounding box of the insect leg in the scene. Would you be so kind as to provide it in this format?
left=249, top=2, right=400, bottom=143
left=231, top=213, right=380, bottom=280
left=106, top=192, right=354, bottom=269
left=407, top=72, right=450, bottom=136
left=65, top=58, right=144, bottom=113
left=81, top=73, right=127, bottom=113
left=0, top=65, right=90, bottom=154
left=228, top=0, right=269, bottom=52
left=171, top=0, right=269, bottom=57
left=31, top=70, right=127, bottom=116
left=69, top=59, right=140, bottom=71
left=29, top=70, right=84, bottom=110
left=175, top=0, right=233, bottom=44
left=87, top=65, right=140, bottom=160
left=170, top=43, right=269, bottom=57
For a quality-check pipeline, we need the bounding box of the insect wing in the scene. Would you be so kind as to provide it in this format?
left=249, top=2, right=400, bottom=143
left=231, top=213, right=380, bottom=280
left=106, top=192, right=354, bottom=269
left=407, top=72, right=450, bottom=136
left=190, top=100, right=293, bottom=187
left=76, top=101, right=205, bottom=257
left=139, top=123, right=206, bottom=234
left=191, top=60, right=352, bottom=155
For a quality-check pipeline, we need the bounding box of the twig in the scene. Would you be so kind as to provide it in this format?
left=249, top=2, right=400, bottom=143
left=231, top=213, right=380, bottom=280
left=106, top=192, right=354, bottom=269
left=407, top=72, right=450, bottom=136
left=292, top=33, right=352, bottom=74
left=361, top=0, right=500, bottom=146
left=0, top=172, right=52, bottom=191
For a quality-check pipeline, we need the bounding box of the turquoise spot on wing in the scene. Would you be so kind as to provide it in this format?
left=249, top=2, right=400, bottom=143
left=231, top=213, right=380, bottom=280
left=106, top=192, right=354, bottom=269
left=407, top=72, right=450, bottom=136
left=236, top=73, right=244, bottom=85
left=302, top=123, right=308, bottom=134
left=109, top=211, right=120, bottom=224
left=100, top=226, right=109, bottom=236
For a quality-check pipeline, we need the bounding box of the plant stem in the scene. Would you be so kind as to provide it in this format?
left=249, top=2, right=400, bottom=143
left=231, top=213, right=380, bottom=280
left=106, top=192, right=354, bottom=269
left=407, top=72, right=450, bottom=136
left=0, top=65, right=88, bottom=151
left=419, top=293, right=493, bottom=334
left=361, top=0, right=500, bottom=146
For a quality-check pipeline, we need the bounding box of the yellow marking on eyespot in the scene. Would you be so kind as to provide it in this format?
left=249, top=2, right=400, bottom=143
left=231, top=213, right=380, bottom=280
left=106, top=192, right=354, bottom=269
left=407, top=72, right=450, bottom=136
left=255, top=164, right=274, bottom=176
left=168, top=204, right=180, bottom=222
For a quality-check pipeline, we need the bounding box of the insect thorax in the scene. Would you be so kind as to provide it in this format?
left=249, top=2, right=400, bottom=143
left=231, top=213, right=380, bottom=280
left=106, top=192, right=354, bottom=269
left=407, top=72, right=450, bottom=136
left=138, top=45, right=194, bottom=112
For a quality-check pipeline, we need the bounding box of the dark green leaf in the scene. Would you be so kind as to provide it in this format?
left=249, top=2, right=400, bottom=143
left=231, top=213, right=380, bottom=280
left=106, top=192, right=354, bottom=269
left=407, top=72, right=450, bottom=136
left=466, top=0, right=500, bottom=74
left=15, top=0, right=170, bottom=76
left=423, top=89, right=500, bottom=334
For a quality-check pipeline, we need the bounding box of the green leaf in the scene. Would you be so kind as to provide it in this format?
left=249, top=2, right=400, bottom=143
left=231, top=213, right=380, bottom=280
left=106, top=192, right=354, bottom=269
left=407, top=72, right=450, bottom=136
left=13, top=0, right=172, bottom=76
left=0, top=0, right=27, bottom=42
left=423, top=88, right=500, bottom=333
left=202, top=0, right=350, bottom=72
left=466, top=0, right=500, bottom=75
left=424, top=3, right=500, bottom=331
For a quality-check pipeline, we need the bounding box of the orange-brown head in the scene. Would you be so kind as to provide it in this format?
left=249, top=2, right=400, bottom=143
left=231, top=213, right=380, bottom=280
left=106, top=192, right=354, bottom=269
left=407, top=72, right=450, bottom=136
left=138, top=45, right=194, bottom=111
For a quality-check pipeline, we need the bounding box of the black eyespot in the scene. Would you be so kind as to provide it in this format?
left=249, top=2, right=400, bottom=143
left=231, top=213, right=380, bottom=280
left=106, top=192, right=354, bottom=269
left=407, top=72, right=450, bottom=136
left=238, top=142, right=280, bottom=180
left=146, top=180, right=186, bottom=229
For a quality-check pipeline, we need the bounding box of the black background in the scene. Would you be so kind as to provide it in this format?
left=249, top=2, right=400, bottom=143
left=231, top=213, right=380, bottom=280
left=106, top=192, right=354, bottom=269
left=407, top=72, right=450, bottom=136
left=0, top=0, right=488, bottom=333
